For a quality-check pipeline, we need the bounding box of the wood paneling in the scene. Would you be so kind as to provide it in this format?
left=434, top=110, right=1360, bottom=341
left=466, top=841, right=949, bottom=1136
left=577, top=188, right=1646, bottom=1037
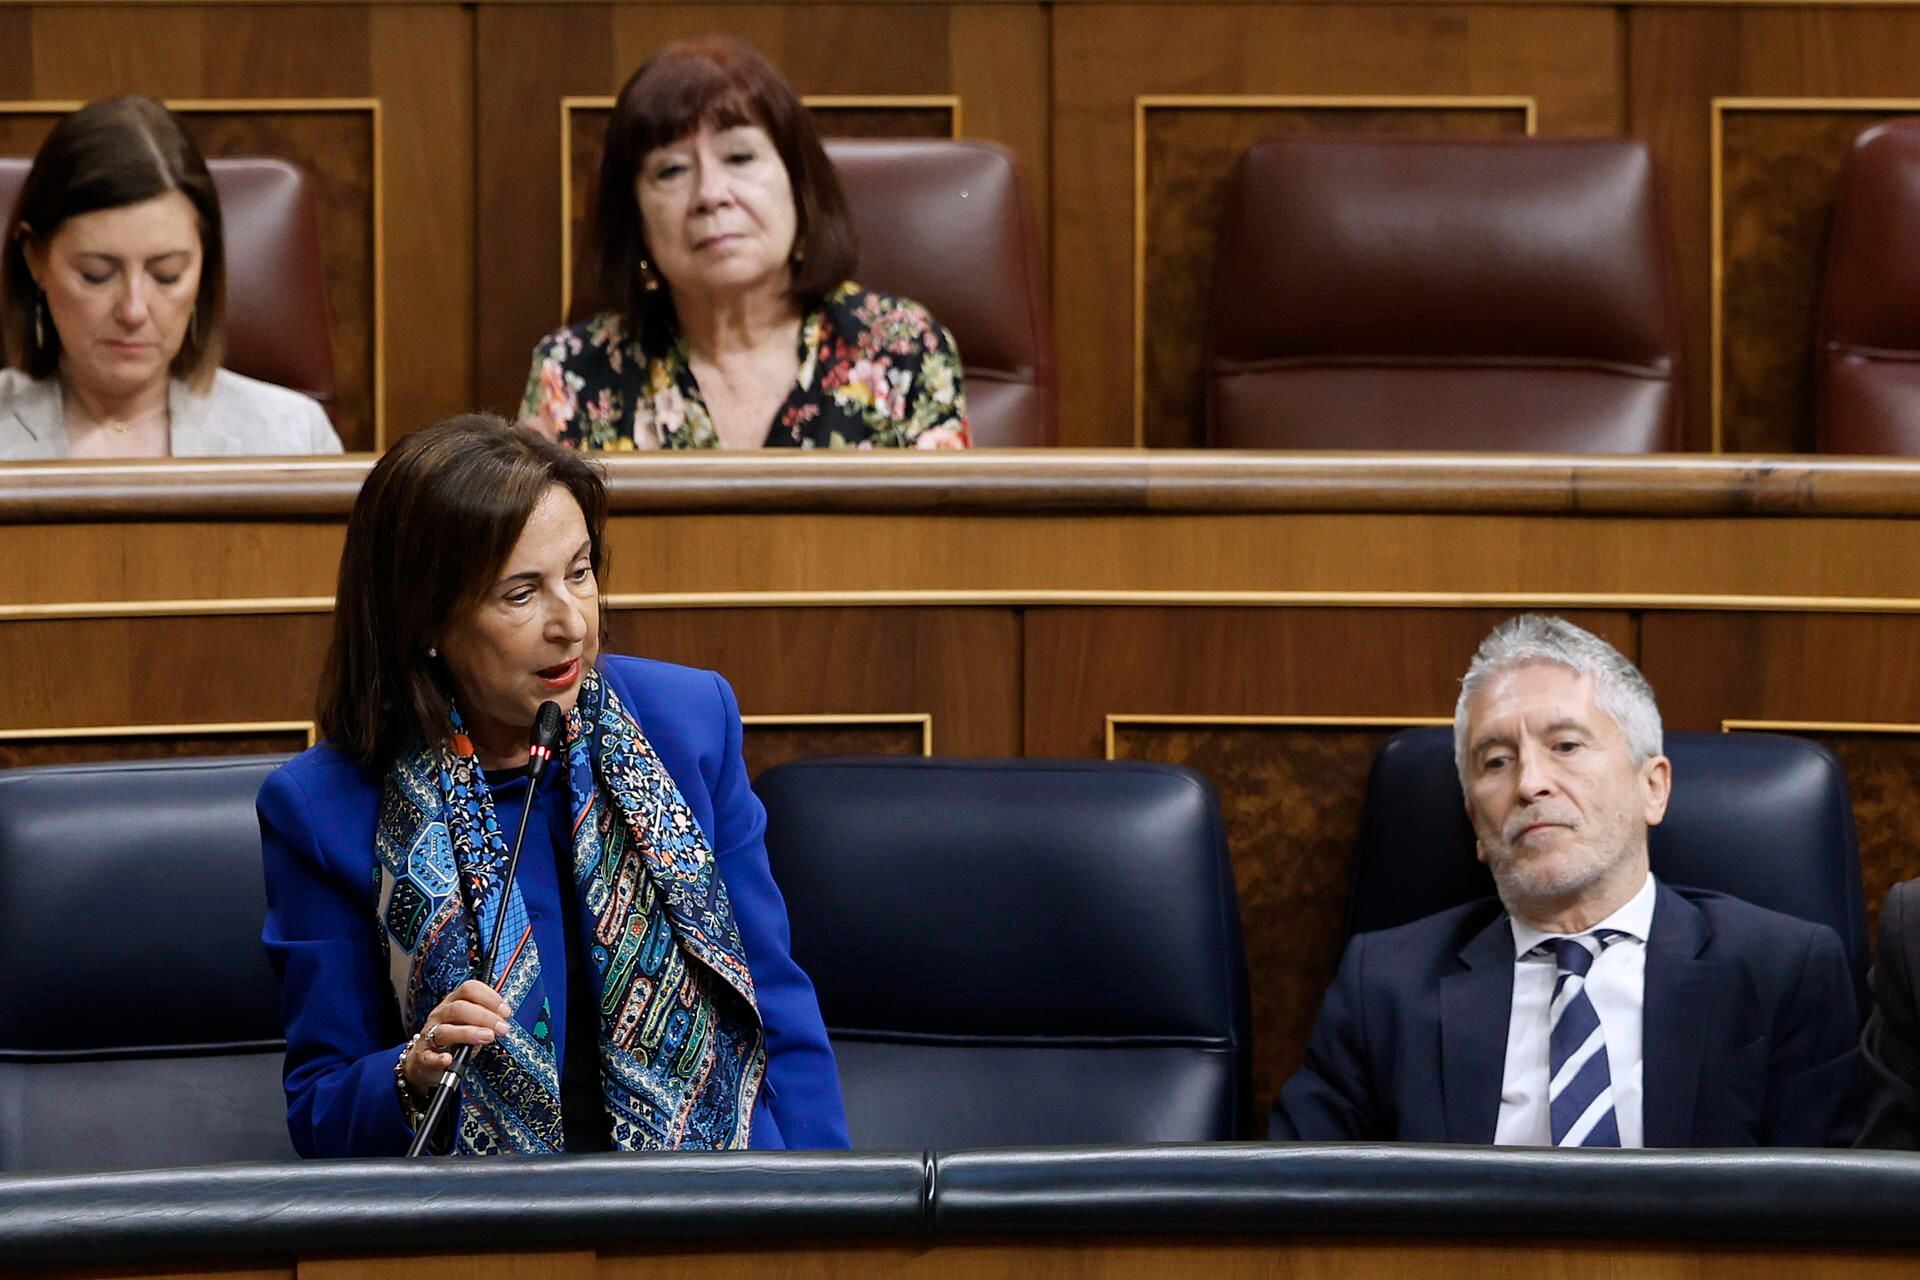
left=0, top=614, right=331, bottom=728
left=370, top=4, right=473, bottom=445
left=608, top=606, right=1020, bottom=757
left=1140, top=101, right=1528, bottom=449
left=1053, top=3, right=1623, bottom=447
left=473, top=3, right=1047, bottom=421
left=1718, top=105, right=1918, bottom=454
left=302, top=1256, right=594, bottom=1280
left=743, top=719, right=926, bottom=779
left=1628, top=6, right=1920, bottom=452
left=1641, top=611, right=1920, bottom=942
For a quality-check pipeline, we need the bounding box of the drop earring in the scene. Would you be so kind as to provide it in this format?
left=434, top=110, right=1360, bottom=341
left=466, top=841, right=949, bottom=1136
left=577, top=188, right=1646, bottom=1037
left=638, top=258, right=660, bottom=294
left=33, top=294, right=46, bottom=350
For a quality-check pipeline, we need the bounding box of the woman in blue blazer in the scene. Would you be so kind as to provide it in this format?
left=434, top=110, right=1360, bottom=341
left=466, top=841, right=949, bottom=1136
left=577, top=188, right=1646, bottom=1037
left=259, top=414, right=848, bottom=1157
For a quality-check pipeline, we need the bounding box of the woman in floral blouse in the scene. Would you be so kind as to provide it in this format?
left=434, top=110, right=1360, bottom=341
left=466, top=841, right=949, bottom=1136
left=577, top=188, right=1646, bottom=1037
left=520, top=36, right=969, bottom=451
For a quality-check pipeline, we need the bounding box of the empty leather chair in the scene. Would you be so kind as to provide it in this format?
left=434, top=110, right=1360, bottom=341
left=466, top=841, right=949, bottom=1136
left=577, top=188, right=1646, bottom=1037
left=1207, top=136, right=1682, bottom=452
left=758, top=757, right=1252, bottom=1147
left=0, top=156, right=335, bottom=410
left=1817, top=118, right=1920, bottom=454
left=1347, top=728, right=1867, bottom=1004
left=571, top=139, right=1054, bottom=446
left=0, top=755, right=296, bottom=1171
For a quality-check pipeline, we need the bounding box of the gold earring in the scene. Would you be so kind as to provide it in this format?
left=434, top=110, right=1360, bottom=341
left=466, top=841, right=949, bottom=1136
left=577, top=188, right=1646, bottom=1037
left=33, top=294, right=45, bottom=350
left=791, top=242, right=805, bottom=265
left=638, top=258, right=660, bottom=294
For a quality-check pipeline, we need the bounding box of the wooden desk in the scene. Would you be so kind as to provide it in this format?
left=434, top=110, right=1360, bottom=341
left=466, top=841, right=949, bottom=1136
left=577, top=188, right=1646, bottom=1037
left=7, top=450, right=1920, bottom=1114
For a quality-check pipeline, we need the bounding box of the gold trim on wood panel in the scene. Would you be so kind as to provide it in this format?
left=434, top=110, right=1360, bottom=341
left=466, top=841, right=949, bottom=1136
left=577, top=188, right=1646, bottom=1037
left=27, top=587, right=1920, bottom=621
left=743, top=712, right=933, bottom=755
left=1104, top=712, right=1451, bottom=760
left=0, top=596, right=334, bottom=621
left=0, top=720, right=318, bottom=748
left=1708, top=96, right=1920, bottom=455
left=1130, top=94, right=1539, bottom=449
left=1723, top=718, right=1920, bottom=734
left=558, top=94, right=963, bottom=323
left=0, top=97, right=387, bottom=448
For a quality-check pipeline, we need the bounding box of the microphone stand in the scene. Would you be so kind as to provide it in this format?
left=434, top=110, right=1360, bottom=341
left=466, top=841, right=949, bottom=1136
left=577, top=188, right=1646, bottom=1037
left=407, top=704, right=563, bottom=1157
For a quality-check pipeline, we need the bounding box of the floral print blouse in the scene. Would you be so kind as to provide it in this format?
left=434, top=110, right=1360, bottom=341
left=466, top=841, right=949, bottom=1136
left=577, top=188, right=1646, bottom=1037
left=519, top=281, right=969, bottom=450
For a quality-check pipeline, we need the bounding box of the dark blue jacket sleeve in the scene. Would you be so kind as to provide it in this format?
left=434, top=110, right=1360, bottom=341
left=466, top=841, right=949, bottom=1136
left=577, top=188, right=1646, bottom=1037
left=1765, top=921, right=1862, bottom=1147
left=258, top=764, right=413, bottom=1157
left=706, top=671, right=851, bottom=1149
left=1269, top=933, right=1381, bottom=1141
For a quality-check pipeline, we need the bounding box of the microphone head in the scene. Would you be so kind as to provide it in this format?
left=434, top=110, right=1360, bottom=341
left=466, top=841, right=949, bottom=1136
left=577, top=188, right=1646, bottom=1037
left=526, top=700, right=566, bottom=781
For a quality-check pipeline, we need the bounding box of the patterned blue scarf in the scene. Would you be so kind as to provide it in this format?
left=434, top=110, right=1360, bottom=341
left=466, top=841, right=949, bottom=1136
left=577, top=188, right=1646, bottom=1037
left=373, top=666, right=765, bottom=1153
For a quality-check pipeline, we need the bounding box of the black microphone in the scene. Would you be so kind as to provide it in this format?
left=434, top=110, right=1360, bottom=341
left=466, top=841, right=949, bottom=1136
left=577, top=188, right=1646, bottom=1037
left=408, top=700, right=566, bottom=1157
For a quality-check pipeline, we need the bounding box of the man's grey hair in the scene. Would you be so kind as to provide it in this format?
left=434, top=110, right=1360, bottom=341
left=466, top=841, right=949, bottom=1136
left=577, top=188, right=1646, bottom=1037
left=1453, top=614, right=1664, bottom=782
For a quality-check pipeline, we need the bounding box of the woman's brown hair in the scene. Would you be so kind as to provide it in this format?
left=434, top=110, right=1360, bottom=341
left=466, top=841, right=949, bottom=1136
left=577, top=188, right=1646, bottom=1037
left=318, top=414, right=610, bottom=768
left=1, top=96, right=227, bottom=391
left=595, top=35, right=857, bottom=348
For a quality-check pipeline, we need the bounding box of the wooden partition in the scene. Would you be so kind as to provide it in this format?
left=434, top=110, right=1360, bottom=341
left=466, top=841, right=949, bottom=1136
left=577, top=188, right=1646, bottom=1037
left=8, top=451, right=1920, bottom=1118
left=31, top=1239, right=1920, bottom=1280
left=8, top=0, right=1920, bottom=452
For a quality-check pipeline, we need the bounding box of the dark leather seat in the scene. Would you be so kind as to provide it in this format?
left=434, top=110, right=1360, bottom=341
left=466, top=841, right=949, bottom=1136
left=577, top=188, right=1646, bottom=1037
left=1816, top=118, right=1920, bottom=455
left=1347, top=728, right=1868, bottom=1003
left=0, top=756, right=295, bottom=1171
left=825, top=140, right=1054, bottom=446
left=1207, top=136, right=1682, bottom=452
left=757, top=757, right=1252, bottom=1147
left=0, top=156, right=335, bottom=410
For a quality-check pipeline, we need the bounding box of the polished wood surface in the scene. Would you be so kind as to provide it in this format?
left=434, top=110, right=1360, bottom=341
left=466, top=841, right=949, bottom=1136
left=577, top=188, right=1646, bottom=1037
left=32, top=1241, right=1920, bottom=1280
left=18, top=452, right=1920, bottom=523
left=6, top=454, right=1919, bottom=1122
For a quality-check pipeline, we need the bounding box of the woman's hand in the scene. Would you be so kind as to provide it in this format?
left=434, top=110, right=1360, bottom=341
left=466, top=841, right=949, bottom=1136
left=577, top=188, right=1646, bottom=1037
left=402, top=979, right=513, bottom=1094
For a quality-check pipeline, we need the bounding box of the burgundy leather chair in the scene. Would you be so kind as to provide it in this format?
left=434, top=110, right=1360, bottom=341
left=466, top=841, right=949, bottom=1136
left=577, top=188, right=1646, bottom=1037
left=0, top=157, right=335, bottom=410
left=1207, top=136, right=1682, bottom=452
left=1816, top=118, right=1920, bottom=455
left=572, top=138, right=1054, bottom=447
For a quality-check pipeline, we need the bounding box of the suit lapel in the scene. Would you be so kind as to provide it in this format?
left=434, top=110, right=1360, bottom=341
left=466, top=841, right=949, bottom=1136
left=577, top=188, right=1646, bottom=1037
left=1641, top=882, right=1715, bottom=1147
left=1, top=372, right=66, bottom=458
left=1440, top=912, right=1517, bottom=1144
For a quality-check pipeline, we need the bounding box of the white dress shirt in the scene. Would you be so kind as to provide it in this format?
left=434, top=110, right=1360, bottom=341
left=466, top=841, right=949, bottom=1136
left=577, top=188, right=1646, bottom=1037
left=1494, top=871, right=1658, bottom=1147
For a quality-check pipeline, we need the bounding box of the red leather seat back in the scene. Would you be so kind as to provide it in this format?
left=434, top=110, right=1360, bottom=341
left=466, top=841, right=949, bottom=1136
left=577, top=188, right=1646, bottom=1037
left=1817, top=118, right=1920, bottom=455
left=1207, top=136, right=1681, bottom=452
left=826, top=140, right=1053, bottom=447
left=1, top=156, right=335, bottom=407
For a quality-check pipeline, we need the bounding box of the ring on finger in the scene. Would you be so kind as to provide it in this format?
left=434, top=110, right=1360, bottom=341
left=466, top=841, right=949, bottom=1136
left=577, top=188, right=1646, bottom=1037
left=425, top=1023, right=444, bottom=1052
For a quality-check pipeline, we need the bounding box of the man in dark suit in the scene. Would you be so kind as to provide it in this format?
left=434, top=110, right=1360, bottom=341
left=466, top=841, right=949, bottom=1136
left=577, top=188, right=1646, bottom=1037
left=1859, top=879, right=1920, bottom=1147
left=1271, top=614, right=1859, bottom=1147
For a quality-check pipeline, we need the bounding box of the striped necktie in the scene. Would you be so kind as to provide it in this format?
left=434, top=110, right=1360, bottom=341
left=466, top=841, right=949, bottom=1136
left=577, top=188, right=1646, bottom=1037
left=1541, top=929, right=1629, bottom=1148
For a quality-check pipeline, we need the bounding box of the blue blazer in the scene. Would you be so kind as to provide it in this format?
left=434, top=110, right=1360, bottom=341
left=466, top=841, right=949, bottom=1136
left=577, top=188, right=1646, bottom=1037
left=1270, top=881, right=1860, bottom=1147
left=260, top=655, right=850, bottom=1157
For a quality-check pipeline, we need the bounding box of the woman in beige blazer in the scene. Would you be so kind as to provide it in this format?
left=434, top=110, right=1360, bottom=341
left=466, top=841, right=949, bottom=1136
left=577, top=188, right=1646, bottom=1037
left=0, top=96, right=339, bottom=460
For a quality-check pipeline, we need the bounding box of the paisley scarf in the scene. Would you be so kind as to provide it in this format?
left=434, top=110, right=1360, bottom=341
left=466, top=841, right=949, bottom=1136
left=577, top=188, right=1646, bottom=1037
left=373, top=665, right=765, bottom=1153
